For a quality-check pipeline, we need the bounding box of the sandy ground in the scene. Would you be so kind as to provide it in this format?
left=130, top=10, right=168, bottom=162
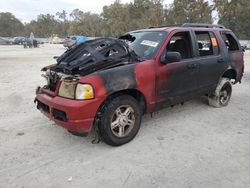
left=0, top=44, right=249, bottom=188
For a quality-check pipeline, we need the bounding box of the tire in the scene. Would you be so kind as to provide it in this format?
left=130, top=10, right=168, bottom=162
left=97, top=95, right=142, bottom=146
left=208, top=78, right=232, bottom=108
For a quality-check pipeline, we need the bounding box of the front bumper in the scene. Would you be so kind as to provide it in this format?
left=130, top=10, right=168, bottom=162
left=35, top=92, right=103, bottom=133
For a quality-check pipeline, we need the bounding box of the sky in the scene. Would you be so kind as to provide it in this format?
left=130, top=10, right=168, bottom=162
left=0, top=0, right=173, bottom=23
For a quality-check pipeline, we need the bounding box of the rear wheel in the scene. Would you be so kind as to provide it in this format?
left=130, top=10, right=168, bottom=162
left=97, top=95, right=142, bottom=146
left=208, top=78, right=232, bottom=108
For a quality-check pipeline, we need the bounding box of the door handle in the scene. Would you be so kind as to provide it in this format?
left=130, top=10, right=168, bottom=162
left=217, top=58, right=225, bottom=63
left=187, top=63, right=198, bottom=69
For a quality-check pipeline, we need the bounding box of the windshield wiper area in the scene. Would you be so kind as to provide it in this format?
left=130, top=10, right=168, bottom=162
left=51, top=38, right=141, bottom=76
left=119, top=33, right=136, bottom=42
left=119, top=34, right=145, bottom=61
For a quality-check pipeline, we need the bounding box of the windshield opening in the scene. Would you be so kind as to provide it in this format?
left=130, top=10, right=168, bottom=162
left=119, top=31, right=167, bottom=60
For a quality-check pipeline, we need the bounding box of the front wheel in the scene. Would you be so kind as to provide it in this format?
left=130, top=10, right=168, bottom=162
left=208, top=78, right=232, bottom=108
left=97, top=95, right=142, bottom=146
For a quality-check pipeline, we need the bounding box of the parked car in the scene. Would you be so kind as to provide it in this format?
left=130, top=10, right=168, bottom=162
left=12, top=37, right=26, bottom=45
left=63, top=35, right=88, bottom=48
left=35, top=23, right=244, bottom=146
left=22, top=38, right=40, bottom=48
left=0, top=37, right=12, bottom=45
left=22, top=37, right=33, bottom=48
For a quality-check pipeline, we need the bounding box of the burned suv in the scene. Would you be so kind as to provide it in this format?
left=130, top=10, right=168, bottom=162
left=35, top=23, right=244, bottom=146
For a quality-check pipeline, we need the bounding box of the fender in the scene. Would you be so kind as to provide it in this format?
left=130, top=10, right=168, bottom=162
left=220, top=66, right=238, bottom=83
left=97, top=63, right=137, bottom=95
left=97, top=60, right=157, bottom=112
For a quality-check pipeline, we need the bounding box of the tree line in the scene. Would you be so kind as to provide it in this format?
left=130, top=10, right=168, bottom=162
left=0, top=0, right=250, bottom=39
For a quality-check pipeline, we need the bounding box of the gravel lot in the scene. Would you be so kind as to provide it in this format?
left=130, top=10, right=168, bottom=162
left=0, top=44, right=249, bottom=188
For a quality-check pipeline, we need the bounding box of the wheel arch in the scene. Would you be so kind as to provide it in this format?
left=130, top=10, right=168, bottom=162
left=96, top=89, right=146, bottom=117
left=93, top=88, right=146, bottom=130
left=222, top=68, right=237, bottom=81
left=106, top=89, right=147, bottom=113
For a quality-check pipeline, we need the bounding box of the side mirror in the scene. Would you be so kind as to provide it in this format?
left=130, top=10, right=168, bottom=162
left=161, top=51, right=181, bottom=64
left=53, top=56, right=59, bottom=59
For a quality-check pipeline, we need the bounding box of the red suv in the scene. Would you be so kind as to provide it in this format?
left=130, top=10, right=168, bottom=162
left=35, top=23, right=244, bottom=146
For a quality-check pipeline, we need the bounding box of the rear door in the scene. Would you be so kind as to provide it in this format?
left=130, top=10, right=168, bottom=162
left=193, top=31, right=227, bottom=94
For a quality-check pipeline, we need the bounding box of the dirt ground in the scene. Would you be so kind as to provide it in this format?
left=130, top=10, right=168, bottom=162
left=0, top=44, right=249, bottom=188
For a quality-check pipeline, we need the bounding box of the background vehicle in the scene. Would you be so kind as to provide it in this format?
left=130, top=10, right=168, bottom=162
left=23, top=37, right=33, bottom=48
left=35, top=23, right=244, bottom=146
left=12, top=37, right=25, bottom=45
left=0, top=37, right=12, bottom=45
left=63, top=35, right=89, bottom=48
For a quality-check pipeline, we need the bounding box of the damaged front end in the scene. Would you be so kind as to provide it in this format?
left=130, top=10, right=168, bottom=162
left=37, top=37, right=140, bottom=95
left=34, top=37, right=141, bottom=135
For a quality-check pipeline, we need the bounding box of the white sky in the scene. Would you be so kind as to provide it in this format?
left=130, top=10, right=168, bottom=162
left=0, top=0, right=173, bottom=23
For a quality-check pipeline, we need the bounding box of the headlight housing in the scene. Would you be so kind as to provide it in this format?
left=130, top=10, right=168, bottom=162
left=75, top=84, right=94, bottom=100
left=58, top=80, right=94, bottom=100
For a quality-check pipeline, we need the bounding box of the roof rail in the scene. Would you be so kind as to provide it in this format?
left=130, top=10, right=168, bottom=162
left=182, top=23, right=225, bottom=29
left=147, top=24, right=181, bottom=29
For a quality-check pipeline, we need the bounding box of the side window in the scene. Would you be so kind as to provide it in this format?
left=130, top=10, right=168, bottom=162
left=220, top=33, right=239, bottom=51
left=195, top=31, right=218, bottom=56
left=166, top=32, right=192, bottom=59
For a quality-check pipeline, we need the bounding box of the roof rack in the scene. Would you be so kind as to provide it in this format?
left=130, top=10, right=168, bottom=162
left=147, top=24, right=180, bottom=29
left=182, top=23, right=225, bottom=29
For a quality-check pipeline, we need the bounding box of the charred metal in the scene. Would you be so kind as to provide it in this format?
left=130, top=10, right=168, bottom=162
left=40, top=38, right=141, bottom=92
left=49, top=38, right=140, bottom=76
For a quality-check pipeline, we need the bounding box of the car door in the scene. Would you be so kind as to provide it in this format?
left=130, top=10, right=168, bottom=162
left=155, top=30, right=199, bottom=109
left=193, top=31, right=227, bottom=94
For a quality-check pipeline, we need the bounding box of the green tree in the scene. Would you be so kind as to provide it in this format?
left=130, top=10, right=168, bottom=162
left=25, top=14, right=60, bottom=38
left=68, top=9, right=103, bottom=37
left=215, top=0, right=250, bottom=39
left=101, top=0, right=165, bottom=37
left=0, top=12, right=24, bottom=37
left=101, top=0, right=131, bottom=36
left=166, top=0, right=213, bottom=25
left=56, top=10, right=70, bottom=37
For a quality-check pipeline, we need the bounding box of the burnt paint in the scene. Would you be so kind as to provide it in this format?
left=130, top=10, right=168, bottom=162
left=95, top=60, right=157, bottom=113
left=36, top=27, right=244, bottom=134
left=97, top=63, right=137, bottom=95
